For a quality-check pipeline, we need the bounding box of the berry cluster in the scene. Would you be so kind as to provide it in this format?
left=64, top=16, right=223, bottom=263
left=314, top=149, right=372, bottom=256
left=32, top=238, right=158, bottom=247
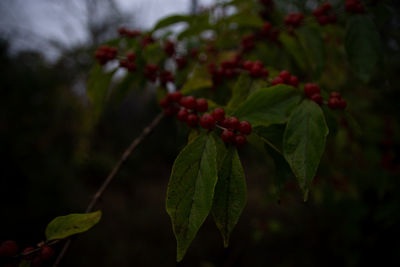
left=284, top=13, right=304, bottom=28
left=327, top=92, right=347, bottom=109
left=118, top=27, right=141, bottom=38
left=313, top=2, right=337, bottom=26
left=208, top=55, right=242, bottom=86
left=141, top=34, right=155, bottom=48
left=271, top=70, right=299, bottom=87
left=119, top=52, right=137, bottom=72
left=94, top=45, right=117, bottom=65
left=159, top=93, right=252, bottom=147
left=144, top=64, right=159, bottom=82
left=259, top=21, right=280, bottom=42
left=242, top=60, right=269, bottom=78
left=175, top=56, right=188, bottom=69
left=160, top=70, right=175, bottom=86
left=241, top=34, right=256, bottom=52
left=163, top=41, right=176, bottom=57
left=345, top=0, right=365, bottom=14
left=0, top=240, right=54, bottom=267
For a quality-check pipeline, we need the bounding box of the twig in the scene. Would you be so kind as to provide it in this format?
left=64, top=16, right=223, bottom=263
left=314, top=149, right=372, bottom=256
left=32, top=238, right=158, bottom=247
left=53, top=112, right=165, bottom=267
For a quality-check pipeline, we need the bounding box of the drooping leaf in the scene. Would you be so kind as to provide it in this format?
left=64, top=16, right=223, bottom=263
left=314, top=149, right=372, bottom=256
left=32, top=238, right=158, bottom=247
left=181, top=68, right=212, bottom=95
left=153, top=15, right=192, bottom=31
left=87, top=64, right=115, bottom=122
left=212, top=146, right=246, bottom=247
left=211, top=132, right=228, bottom=169
left=296, top=26, right=326, bottom=77
left=345, top=15, right=382, bottom=83
left=283, top=100, right=329, bottom=200
left=45, top=211, right=102, bottom=241
left=223, top=12, right=264, bottom=28
left=232, top=84, right=301, bottom=127
left=254, top=124, right=286, bottom=153
left=279, top=32, right=308, bottom=71
left=166, top=134, right=218, bottom=262
left=143, top=43, right=164, bottom=64
left=227, top=73, right=253, bottom=111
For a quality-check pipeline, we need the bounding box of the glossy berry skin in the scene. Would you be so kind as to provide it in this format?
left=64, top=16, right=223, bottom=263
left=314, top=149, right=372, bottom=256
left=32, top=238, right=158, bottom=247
left=164, top=106, right=179, bottom=116
left=186, top=114, right=199, bottom=127
left=40, top=246, right=54, bottom=260
left=289, top=75, right=299, bottom=87
left=0, top=240, right=18, bottom=257
left=168, top=91, right=182, bottom=102
left=330, top=92, right=341, bottom=98
left=22, top=247, right=36, bottom=260
left=200, top=114, right=216, bottom=130
left=271, top=76, right=284, bottom=85
left=196, top=98, right=208, bottom=112
left=310, top=93, right=323, bottom=105
left=221, top=130, right=235, bottom=143
left=159, top=97, right=170, bottom=109
left=279, top=70, right=291, bottom=82
left=227, top=117, right=240, bottom=130
left=180, top=96, right=197, bottom=110
left=212, top=108, right=225, bottom=122
left=328, top=97, right=340, bottom=109
left=239, top=121, right=252, bottom=135
left=304, top=83, right=321, bottom=97
left=234, top=134, right=247, bottom=147
left=126, top=52, right=136, bottom=62
left=177, top=109, right=189, bottom=122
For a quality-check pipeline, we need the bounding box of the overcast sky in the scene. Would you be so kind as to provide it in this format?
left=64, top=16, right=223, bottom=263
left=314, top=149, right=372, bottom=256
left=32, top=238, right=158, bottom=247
left=0, top=0, right=213, bottom=58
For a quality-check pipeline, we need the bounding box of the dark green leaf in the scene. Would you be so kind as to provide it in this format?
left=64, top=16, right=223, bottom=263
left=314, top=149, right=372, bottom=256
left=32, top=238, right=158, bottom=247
left=279, top=32, right=308, bottom=71
left=223, top=12, right=264, bottom=28
left=166, top=134, right=218, bottom=261
left=45, top=211, right=102, bottom=241
left=181, top=68, right=212, bottom=95
left=212, top=146, right=246, bottom=247
left=87, top=64, right=115, bottom=122
left=283, top=100, right=329, bottom=200
left=345, top=15, right=382, bottom=83
left=18, top=260, right=31, bottom=267
left=232, top=84, right=301, bottom=127
left=254, top=124, right=285, bottom=153
left=143, top=43, right=164, bottom=64
left=227, top=73, right=253, bottom=111
left=153, top=15, right=192, bottom=31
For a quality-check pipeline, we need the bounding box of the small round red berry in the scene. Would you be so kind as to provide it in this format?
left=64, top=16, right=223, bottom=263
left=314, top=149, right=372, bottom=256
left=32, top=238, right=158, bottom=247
left=180, top=96, right=197, bottom=110
left=310, top=93, right=323, bottom=105
left=242, top=60, right=254, bottom=71
left=169, top=91, right=183, bottom=102
left=22, top=247, right=36, bottom=260
left=313, top=7, right=324, bottom=17
left=227, top=117, right=240, bottom=130
left=338, top=98, right=347, bottom=109
left=164, top=105, right=179, bottom=116
left=212, top=108, right=225, bottom=122
left=186, top=114, right=199, bottom=127
left=239, top=121, right=252, bottom=135
left=196, top=98, right=208, bottom=112
left=271, top=76, right=284, bottom=85
left=321, top=2, right=332, bottom=12
left=0, top=240, right=18, bottom=257
left=40, top=246, right=54, bottom=261
left=279, top=70, right=291, bottom=82
left=289, top=75, right=299, bottom=87
left=330, top=91, right=341, bottom=98
left=159, top=97, right=170, bottom=109
left=304, top=83, right=321, bottom=97
left=126, top=52, right=136, bottom=62
left=261, top=68, right=269, bottom=78
left=177, top=109, right=189, bottom=122
left=328, top=97, right=340, bottom=109
left=200, top=114, right=216, bottom=130
left=221, top=130, right=235, bottom=143
left=234, top=134, right=247, bottom=147
left=31, top=256, right=43, bottom=267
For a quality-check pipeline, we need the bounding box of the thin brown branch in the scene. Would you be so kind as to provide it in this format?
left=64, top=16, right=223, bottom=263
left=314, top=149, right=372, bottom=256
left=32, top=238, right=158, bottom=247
left=53, top=112, right=164, bottom=266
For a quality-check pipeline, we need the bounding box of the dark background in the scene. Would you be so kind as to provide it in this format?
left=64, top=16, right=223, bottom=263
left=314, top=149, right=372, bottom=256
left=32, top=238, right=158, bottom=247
left=1, top=0, right=400, bottom=266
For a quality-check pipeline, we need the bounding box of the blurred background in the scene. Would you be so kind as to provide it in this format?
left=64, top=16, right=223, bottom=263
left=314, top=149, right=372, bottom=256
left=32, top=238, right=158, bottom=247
left=1, top=0, right=400, bottom=266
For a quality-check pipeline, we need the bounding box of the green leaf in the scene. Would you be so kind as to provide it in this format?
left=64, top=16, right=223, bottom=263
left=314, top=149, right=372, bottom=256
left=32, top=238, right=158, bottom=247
left=345, top=15, right=382, bottom=83
left=212, top=146, right=246, bottom=247
left=279, top=32, right=308, bottom=71
left=254, top=124, right=285, bottom=153
left=153, top=15, right=192, bottom=31
left=143, top=43, right=164, bottom=64
left=181, top=68, right=212, bottom=95
left=166, top=134, right=218, bottom=262
left=223, top=12, right=264, bottom=28
left=232, top=85, right=301, bottom=127
left=283, top=100, right=329, bottom=200
left=227, top=73, right=253, bottom=111
left=87, top=64, right=115, bottom=122
left=296, top=26, right=326, bottom=77
left=45, top=211, right=102, bottom=241
left=19, top=260, right=31, bottom=267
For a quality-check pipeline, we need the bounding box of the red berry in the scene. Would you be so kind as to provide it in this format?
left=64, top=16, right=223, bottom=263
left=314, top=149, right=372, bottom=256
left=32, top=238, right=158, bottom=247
left=22, top=247, right=36, bottom=260
left=177, top=109, right=189, bottom=121
left=40, top=246, right=54, bottom=261
left=169, top=91, right=183, bottom=102
left=186, top=114, right=199, bottom=127
left=279, top=70, right=291, bottom=82
left=234, top=134, right=247, bottom=147
left=180, top=96, right=197, bottom=110
left=31, top=256, right=43, bottom=267
left=261, top=68, right=269, bottom=78
left=250, top=64, right=262, bottom=77
left=304, top=83, right=321, bottom=97
left=164, top=105, right=179, bottom=116
left=289, top=75, right=299, bottom=87
left=338, top=98, right=347, bottom=109
left=190, top=49, right=199, bottom=58
left=271, top=76, right=284, bottom=85
left=239, top=121, right=252, bottom=135
left=196, top=98, right=208, bottom=112
left=227, top=117, right=240, bottom=130
left=200, top=114, right=216, bottom=130
left=0, top=240, right=18, bottom=257
left=159, top=97, right=170, bottom=109
left=176, top=56, right=187, bottom=69
left=212, top=108, right=225, bottom=122
left=330, top=91, right=341, bottom=98
left=321, top=2, right=332, bottom=12
left=310, top=93, right=323, bottom=105
left=221, top=130, right=235, bottom=143
left=313, top=7, right=324, bottom=17
left=317, top=15, right=329, bottom=26
left=242, top=60, right=254, bottom=71
left=126, top=52, right=136, bottom=62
